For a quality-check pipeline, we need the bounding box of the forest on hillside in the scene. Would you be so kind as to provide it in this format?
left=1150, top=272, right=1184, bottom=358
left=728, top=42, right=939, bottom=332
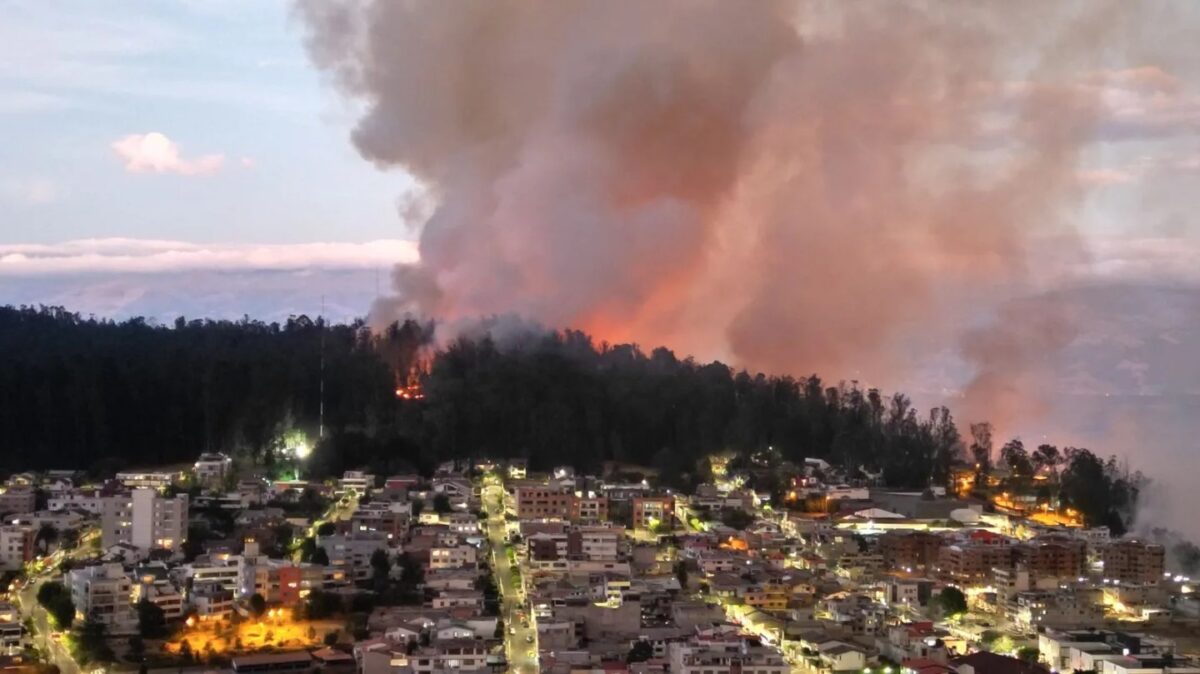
left=0, top=305, right=1139, bottom=533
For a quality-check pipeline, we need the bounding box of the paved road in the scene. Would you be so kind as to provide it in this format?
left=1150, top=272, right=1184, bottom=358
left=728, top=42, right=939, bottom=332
left=483, top=484, right=538, bottom=674
left=18, top=574, right=81, bottom=674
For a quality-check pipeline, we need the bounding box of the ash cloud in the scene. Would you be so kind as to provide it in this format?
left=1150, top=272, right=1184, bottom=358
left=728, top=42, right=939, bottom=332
left=296, top=1, right=1183, bottom=421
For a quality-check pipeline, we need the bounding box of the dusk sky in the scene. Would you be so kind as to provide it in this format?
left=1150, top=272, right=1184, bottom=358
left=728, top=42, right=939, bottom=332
left=2, top=1, right=1200, bottom=325
left=1, top=1, right=418, bottom=322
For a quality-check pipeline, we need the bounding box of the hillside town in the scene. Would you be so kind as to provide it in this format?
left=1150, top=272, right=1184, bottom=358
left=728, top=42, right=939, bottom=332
left=0, top=450, right=1196, bottom=674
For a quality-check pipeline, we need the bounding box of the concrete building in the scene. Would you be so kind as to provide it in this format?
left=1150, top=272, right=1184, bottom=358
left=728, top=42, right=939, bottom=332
left=1017, top=536, right=1087, bottom=579
left=47, top=491, right=104, bottom=514
left=632, top=496, right=673, bottom=530
left=429, top=544, right=477, bottom=570
left=194, top=452, right=233, bottom=486
left=0, top=487, right=36, bottom=517
left=318, top=533, right=389, bottom=582
left=69, top=563, right=135, bottom=633
left=570, top=491, right=609, bottom=525
left=879, top=531, right=945, bottom=571
left=115, top=470, right=182, bottom=490
left=1102, top=540, right=1166, bottom=585
left=100, top=488, right=188, bottom=552
left=938, top=543, right=1013, bottom=581
left=0, top=525, right=33, bottom=571
left=515, top=486, right=573, bottom=520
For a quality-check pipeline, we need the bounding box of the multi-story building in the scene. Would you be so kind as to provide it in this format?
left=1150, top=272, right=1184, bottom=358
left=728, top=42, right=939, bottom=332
left=115, top=470, right=182, bottom=490
left=361, top=639, right=491, bottom=674
left=568, top=527, right=620, bottom=562
left=100, top=488, right=188, bottom=552
left=879, top=531, right=945, bottom=571
left=318, top=533, right=389, bottom=582
left=744, top=586, right=789, bottom=612
left=667, top=641, right=789, bottom=674
left=191, top=582, right=235, bottom=618
left=132, top=566, right=185, bottom=620
left=632, top=496, right=673, bottom=530
left=350, top=501, right=412, bottom=538
left=1012, top=590, right=1105, bottom=629
left=570, top=491, right=609, bottom=525
left=1101, top=540, right=1166, bottom=585
left=194, top=452, right=233, bottom=486
left=47, top=491, right=105, bottom=514
left=1017, top=535, right=1087, bottom=579
left=429, top=545, right=477, bottom=570
left=339, top=471, right=375, bottom=495
left=0, top=487, right=36, bottom=517
left=69, top=563, right=135, bottom=632
left=937, top=543, right=1013, bottom=581
left=515, top=487, right=573, bottom=520
left=0, top=525, right=33, bottom=571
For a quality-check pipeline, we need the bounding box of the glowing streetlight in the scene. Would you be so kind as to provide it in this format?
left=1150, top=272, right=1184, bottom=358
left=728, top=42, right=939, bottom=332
left=294, top=442, right=311, bottom=460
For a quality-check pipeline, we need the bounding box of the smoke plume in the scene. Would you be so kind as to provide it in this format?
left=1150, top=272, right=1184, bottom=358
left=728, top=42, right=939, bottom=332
left=297, top=0, right=1158, bottom=415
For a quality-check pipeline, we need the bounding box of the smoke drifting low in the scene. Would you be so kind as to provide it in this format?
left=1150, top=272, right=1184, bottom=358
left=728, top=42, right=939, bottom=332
left=296, top=1, right=1155, bottom=417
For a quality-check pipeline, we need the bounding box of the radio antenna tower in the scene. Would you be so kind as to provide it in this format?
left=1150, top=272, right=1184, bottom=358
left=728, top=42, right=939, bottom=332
left=319, top=295, right=326, bottom=441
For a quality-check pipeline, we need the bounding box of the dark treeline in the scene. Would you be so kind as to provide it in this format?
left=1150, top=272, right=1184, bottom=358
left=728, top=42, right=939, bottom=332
left=0, top=306, right=1139, bottom=533
left=0, top=306, right=417, bottom=472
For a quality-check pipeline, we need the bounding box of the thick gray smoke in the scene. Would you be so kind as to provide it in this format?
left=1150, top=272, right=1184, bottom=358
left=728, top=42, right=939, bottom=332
left=296, top=0, right=1167, bottom=418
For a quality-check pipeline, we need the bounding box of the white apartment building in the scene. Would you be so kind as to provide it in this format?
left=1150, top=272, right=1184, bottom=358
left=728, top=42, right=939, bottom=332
left=0, top=526, right=33, bottom=571
left=193, top=452, right=233, bottom=485
left=69, top=563, right=136, bottom=633
left=47, top=492, right=104, bottom=515
left=100, top=488, right=188, bottom=552
left=115, top=470, right=182, bottom=490
left=339, top=471, right=375, bottom=494
left=177, top=553, right=244, bottom=592
left=429, top=544, right=477, bottom=570
left=319, top=533, right=389, bottom=582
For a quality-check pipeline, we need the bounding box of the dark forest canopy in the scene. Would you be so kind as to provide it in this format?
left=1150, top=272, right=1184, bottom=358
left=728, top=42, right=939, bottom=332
left=0, top=305, right=1140, bottom=533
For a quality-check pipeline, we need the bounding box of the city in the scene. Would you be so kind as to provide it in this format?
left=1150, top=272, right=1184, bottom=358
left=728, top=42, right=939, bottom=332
left=0, top=448, right=1195, bottom=674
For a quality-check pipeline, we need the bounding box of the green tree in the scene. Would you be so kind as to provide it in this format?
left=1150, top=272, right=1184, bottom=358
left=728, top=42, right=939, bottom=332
left=311, top=546, right=330, bottom=566
left=248, top=593, right=267, bottom=618
left=136, top=599, right=168, bottom=639
left=1016, top=647, right=1040, bottom=663
left=432, top=493, right=452, bottom=514
left=674, top=561, right=688, bottom=590
left=935, top=587, right=968, bottom=619
left=627, top=640, right=653, bottom=663
left=316, top=521, right=336, bottom=537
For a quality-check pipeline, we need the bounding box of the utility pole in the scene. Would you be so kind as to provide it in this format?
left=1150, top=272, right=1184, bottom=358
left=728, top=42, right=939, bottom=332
left=319, top=294, right=326, bottom=442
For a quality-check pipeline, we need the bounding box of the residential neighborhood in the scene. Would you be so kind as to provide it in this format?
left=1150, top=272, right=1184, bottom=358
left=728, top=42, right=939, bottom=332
left=0, top=450, right=1197, bottom=674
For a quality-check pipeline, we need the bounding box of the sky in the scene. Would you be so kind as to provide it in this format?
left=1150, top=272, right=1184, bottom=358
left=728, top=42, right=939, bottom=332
left=2, top=1, right=1200, bottom=533
left=0, top=0, right=417, bottom=322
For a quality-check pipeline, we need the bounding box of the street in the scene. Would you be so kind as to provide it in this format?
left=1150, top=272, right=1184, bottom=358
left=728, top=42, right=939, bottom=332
left=482, top=483, right=538, bottom=674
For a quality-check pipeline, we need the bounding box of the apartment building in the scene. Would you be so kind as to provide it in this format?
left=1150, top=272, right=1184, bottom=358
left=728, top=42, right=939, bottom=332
left=1017, top=535, right=1087, bottom=579
left=429, top=544, right=477, bottom=570
left=667, top=641, right=789, bottom=674
left=351, top=500, right=412, bottom=538
left=115, top=470, right=182, bottom=490
left=0, top=525, right=33, bottom=571
left=515, top=486, right=573, bottom=520
left=568, top=527, right=621, bottom=562
left=879, top=530, right=945, bottom=571
left=632, top=496, right=673, bottom=530
left=193, top=452, right=233, bottom=486
left=318, top=533, right=390, bottom=582
left=938, top=543, right=1014, bottom=581
left=69, top=563, right=135, bottom=632
left=1102, top=540, right=1166, bottom=585
left=100, top=488, right=188, bottom=552
left=570, top=491, right=609, bottom=525
left=47, top=491, right=104, bottom=514
left=0, top=487, right=36, bottom=517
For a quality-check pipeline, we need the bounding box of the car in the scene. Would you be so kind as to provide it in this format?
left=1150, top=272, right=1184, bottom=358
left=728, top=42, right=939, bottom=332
left=526, top=635, right=534, bottom=643
left=509, top=627, right=516, bottom=635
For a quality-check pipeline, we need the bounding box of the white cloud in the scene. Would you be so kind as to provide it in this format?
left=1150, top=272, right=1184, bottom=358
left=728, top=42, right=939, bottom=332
left=111, top=132, right=225, bottom=176
left=0, top=238, right=419, bottom=276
